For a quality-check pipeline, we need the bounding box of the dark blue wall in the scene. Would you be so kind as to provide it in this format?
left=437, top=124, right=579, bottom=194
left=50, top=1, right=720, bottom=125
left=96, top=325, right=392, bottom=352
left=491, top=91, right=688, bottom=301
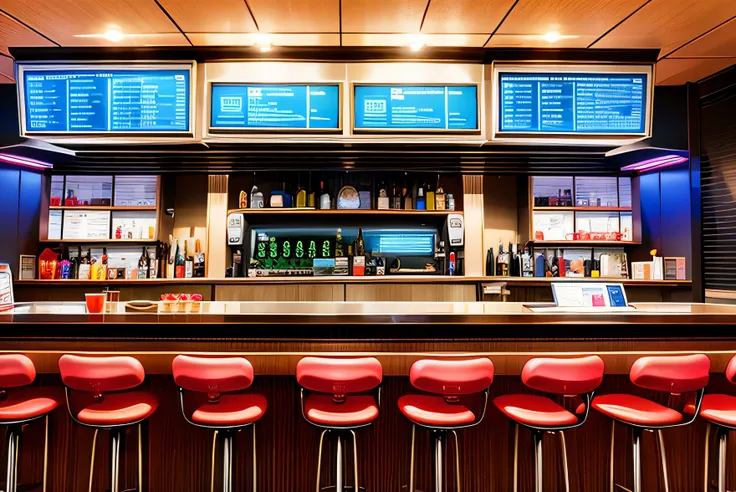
left=0, top=84, right=42, bottom=277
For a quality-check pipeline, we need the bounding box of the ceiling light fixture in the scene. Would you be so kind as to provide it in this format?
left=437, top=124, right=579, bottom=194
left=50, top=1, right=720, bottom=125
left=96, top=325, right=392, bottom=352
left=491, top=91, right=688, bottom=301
left=0, top=153, right=53, bottom=170
left=543, top=31, right=561, bottom=43
left=406, top=34, right=426, bottom=52
left=103, top=29, right=124, bottom=42
left=409, top=42, right=425, bottom=52
left=258, top=43, right=272, bottom=53
left=620, top=155, right=689, bottom=173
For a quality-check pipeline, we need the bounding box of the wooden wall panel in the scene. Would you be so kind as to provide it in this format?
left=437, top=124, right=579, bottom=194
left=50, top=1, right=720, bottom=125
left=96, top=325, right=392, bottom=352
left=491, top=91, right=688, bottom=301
left=173, top=175, right=208, bottom=265
left=482, top=175, right=519, bottom=271
left=215, top=284, right=344, bottom=302
left=463, top=175, right=485, bottom=277
left=4, top=374, right=735, bottom=492
left=345, top=283, right=476, bottom=302
left=206, top=175, right=228, bottom=278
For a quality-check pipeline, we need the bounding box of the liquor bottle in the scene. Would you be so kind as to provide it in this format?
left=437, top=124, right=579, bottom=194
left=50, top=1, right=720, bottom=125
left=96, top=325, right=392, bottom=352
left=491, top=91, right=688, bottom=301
left=403, top=187, right=413, bottom=210
left=426, top=183, right=435, bottom=211
left=377, top=181, right=389, bottom=210
left=78, top=248, right=90, bottom=280
left=392, top=185, right=402, bottom=210
left=535, top=251, right=546, bottom=277
left=416, top=183, right=426, bottom=210
left=184, top=239, right=194, bottom=278
left=549, top=249, right=560, bottom=277
left=296, top=174, right=307, bottom=208
left=148, top=247, right=157, bottom=279
left=307, top=172, right=316, bottom=208
left=521, top=245, right=534, bottom=277
left=353, top=229, right=366, bottom=276
left=68, top=247, right=79, bottom=280
left=138, top=247, right=148, bottom=279
left=508, top=243, right=518, bottom=277
left=175, top=239, right=185, bottom=279
left=435, top=176, right=446, bottom=211
left=193, top=239, right=205, bottom=278
left=335, top=228, right=345, bottom=257
left=486, top=247, right=495, bottom=276
left=100, top=248, right=108, bottom=281
left=496, top=243, right=508, bottom=276
left=319, top=181, right=331, bottom=210
left=558, top=248, right=566, bottom=277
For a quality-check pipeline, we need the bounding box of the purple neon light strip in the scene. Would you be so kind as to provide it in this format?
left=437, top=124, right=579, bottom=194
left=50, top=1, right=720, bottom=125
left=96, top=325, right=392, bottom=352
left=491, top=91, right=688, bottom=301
left=0, top=153, right=53, bottom=170
left=620, top=154, right=688, bottom=172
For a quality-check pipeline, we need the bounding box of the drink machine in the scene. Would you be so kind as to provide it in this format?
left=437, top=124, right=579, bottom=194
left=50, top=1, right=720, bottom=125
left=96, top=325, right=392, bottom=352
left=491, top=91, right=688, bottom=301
left=440, top=213, right=464, bottom=275
left=227, top=213, right=245, bottom=277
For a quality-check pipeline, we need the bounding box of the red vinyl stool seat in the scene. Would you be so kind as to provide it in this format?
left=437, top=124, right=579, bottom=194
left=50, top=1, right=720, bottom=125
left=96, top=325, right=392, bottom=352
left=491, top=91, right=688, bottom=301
left=592, top=394, right=684, bottom=426
left=494, top=394, right=578, bottom=427
left=304, top=394, right=378, bottom=427
left=700, top=354, right=736, bottom=492
left=297, top=356, right=383, bottom=492
left=494, top=356, right=604, bottom=492
left=593, top=354, right=710, bottom=492
left=59, top=354, right=157, bottom=492
left=172, top=355, right=266, bottom=492
left=399, top=358, right=494, bottom=492
left=398, top=394, right=475, bottom=426
left=191, top=393, right=267, bottom=426
left=0, top=355, right=62, bottom=492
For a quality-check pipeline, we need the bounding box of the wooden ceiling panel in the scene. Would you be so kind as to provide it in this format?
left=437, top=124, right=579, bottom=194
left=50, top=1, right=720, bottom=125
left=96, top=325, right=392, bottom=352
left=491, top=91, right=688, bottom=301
left=189, top=33, right=340, bottom=46
left=669, top=18, right=736, bottom=58
left=485, top=33, right=596, bottom=48
left=0, top=56, right=14, bottom=83
left=247, top=0, right=339, bottom=33
left=496, top=0, right=646, bottom=37
left=342, top=33, right=490, bottom=47
left=656, top=57, right=736, bottom=85
left=593, top=0, right=736, bottom=55
left=0, top=11, right=55, bottom=56
left=420, top=0, right=516, bottom=34
left=1, top=0, right=185, bottom=45
left=157, top=0, right=257, bottom=33
left=341, top=0, right=427, bottom=33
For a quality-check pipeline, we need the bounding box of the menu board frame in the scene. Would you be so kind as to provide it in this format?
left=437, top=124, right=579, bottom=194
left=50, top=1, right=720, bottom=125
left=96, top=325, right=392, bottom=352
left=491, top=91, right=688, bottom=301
left=351, top=83, right=481, bottom=134
left=207, top=82, right=343, bottom=133
left=491, top=63, right=654, bottom=140
left=16, top=62, right=196, bottom=136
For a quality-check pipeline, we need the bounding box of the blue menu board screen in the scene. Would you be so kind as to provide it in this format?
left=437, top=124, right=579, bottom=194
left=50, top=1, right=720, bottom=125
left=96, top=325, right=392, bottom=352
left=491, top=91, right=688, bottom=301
left=353, top=85, right=478, bottom=131
left=498, top=72, right=648, bottom=134
left=210, top=84, right=340, bottom=130
left=22, top=67, right=191, bottom=133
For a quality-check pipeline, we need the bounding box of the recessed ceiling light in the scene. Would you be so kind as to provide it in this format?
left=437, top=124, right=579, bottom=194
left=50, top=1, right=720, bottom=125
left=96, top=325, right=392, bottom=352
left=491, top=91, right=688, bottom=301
left=103, top=29, right=124, bottom=42
left=409, top=42, right=424, bottom=52
left=258, top=44, right=272, bottom=53
left=543, top=31, right=561, bottom=43
left=406, top=33, right=426, bottom=51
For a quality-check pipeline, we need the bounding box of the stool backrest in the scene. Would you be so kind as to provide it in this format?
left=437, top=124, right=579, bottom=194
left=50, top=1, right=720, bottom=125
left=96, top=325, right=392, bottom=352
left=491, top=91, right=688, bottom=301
left=297, top=357, right=382, bottom=394
left=410, top=358, right=494, bottom=395
left=0, top=354, right=35, bottom=388
left=726, top=355, right=736, bottom=384
left=522, top=356, right=604, bottom=395
left=58, top=355, right=145, bottom=393
left=173, top=355, right=254, bottom=393
left=630, top=354, right=710, bottom=393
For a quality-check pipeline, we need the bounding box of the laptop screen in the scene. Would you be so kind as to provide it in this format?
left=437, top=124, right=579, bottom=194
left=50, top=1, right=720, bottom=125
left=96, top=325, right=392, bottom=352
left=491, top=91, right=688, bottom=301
left=551, top=282, right=629, bottom=308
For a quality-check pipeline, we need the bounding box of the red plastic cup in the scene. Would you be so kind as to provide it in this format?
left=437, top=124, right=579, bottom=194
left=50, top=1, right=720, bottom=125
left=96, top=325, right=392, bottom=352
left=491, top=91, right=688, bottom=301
left=85, top=293, right=106, bottom=314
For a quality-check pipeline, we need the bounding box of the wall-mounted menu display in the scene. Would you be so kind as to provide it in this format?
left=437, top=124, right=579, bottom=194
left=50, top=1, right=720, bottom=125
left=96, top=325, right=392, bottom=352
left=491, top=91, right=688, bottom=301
left=210, top=84, right=341, bottom=131
left=18, top=64, right=193, bottom=134
left=494, top=64, right=652, bottom=136
left=353, top=84, right=479, bottom=132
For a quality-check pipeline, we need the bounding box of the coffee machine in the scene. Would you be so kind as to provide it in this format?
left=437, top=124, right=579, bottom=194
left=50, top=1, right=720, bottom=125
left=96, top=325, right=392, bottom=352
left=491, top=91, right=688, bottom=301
left=439, top=213, right=464, bottom=275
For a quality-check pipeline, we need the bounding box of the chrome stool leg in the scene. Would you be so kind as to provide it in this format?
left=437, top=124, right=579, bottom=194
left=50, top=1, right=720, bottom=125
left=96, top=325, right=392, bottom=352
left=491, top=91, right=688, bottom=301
left=350, top=430, right=359, bottom=492
left=559, top=431, right=570, bottom=492
left=452, top=430, right=461, bottom=492
left=110, top=429, right=123, bottom=492
left=88, top=428, right=99, bottom=492
left=532, top=431, right=543, bottom=492
left=718, top=427, right=728, bottom=492
left=409, top=425, right=416, bottom=492
left=336, top=434, right=343, bottom=492
left=657, top=430, right=670, bottom=492
left=222, top=432, right=233, bottom=492
left=210, top=430, right=219, bottom=492
left=432, top=431, right=445, bottom=492
left=316, top=430, right=326, bottom=492
left=705, top=423, right=712, bottom=492
left=632, top=428, right=642, bottom=492
left=513, top=424, right=519, bottom=492
left=5, top=425, right=20, bottom=492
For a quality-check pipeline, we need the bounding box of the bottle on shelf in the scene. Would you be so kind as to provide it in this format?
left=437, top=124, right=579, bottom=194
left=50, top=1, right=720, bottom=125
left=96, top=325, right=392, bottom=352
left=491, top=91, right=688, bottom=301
left=296, top=174, right=307, bottom=208
left=68, top=247, right=79, bottom=280
left=193, top=239, right=205, bottom=277
left=239, top=190, right=248, bottom=209
left=167, top=235, right=176, bottom=279
left=485, top=247, right=495, bottom=276
left=403, top=186, right=413, bottom=210
left=521, top=245, right=534, bottom=277
left=416, top=183, right=426, bottom=210
left=558, top=248, right=566, bottom=277
left=509, top=243, right=519, bottom=277
left=447, top=193, right=455, bottom=211
left=148, top=246, right=157, bottom=279
left=549, top=249, right=560, bottom=277
left=185, top=239, right=194, bottom=278
left=496, top=242, right=508, bottom=276
left=377, top=181, right=389, bottom=210
left=270, top=182, right=287, bottom=208
left=319, top=181, right=331, bottom=210
left=436, top=176, right=446, bottom=211
left=426, top=183, right=435, bottom=211
left=353, top=228, right=366, bottom=276
left=535, top=250, right=546, bottom=277
left=175, top=239, right=185, bottom=279
left=138, top=247, right=149, bottom=279
left=99, top=248, right=108, bottom=281
left=250, top=185, right=264, bottom=209
left=392, top=185, right=402, bottom=210
left=78, top=248, right=90, bottom=280
left=307, top=172, right=316, bottom=208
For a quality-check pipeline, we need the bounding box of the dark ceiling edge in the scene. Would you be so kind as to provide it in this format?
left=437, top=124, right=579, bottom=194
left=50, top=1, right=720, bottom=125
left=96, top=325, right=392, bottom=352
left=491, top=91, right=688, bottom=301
left=8, top=46, right=660, bottom=64
left=698, top=63, right=736, bottom=99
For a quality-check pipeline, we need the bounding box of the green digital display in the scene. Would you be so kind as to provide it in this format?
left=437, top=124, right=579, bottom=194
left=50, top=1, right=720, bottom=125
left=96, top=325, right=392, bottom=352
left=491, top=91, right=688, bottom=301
left=255, top=236, right=334, bottom=270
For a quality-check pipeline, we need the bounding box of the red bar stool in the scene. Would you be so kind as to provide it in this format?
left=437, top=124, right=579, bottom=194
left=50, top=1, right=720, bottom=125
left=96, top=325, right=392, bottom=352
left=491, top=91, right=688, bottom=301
left=172, top=355, right=266, bottom=492
left=592, top=354, right=710, bottom=492
left=58, top=354, right=158, bottom=492
left=398, top=357, right=494, bottom=492
left=493, top=356, right=604, bottom=492
left=0, top=354, right=62, bottom=492
left=700, top=354, right=736, bottom=492
left=296, top=356, right=382, bottom=492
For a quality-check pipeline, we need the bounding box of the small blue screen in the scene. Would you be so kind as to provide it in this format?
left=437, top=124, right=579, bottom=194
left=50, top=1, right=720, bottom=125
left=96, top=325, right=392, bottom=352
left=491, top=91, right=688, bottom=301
left=23, top=68, right=190, bottom=132
left=210, top=84, right=340, bottom=130
left=498, top=72, right=647, bottom=134
left=607, top=285, right=628, bottom=307
left=353, top=85, right=478, bottom=131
